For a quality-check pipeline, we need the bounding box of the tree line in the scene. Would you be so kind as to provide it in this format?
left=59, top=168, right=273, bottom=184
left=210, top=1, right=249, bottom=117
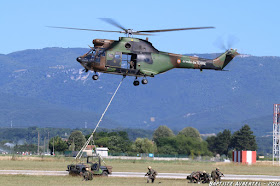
left=44, top=124, right=257, bottom=157
left=1, top=125, right=258, bottom=156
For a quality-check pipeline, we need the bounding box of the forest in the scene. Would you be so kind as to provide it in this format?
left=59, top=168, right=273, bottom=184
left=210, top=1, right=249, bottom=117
left=0, top=125, right=263, bottom=157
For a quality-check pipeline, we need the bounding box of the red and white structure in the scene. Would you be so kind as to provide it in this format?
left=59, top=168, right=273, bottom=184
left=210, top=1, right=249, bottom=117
left=273, top=104, right=280, bottom=165
left=232, top=151, right=257, bottom=165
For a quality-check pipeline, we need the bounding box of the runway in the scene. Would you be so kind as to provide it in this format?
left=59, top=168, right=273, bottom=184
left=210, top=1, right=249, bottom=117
left=0, top=170, right=280, bottom=181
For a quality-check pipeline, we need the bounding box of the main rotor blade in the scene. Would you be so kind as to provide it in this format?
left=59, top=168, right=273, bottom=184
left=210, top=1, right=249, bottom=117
left=99, top=18, right=127, bottom=32
left=132, top=32, right=153, bottom=36
left=138, top=26, right=215, bottom=33
left=47, top=26, right=124, bottom=33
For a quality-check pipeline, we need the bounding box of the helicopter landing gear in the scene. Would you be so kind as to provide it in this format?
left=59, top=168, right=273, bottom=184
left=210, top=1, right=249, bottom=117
left=133, top=80, right=140, bottom=86
left=141, top=78, right=148, bottom=85
left=92, top=74, right=99, bottom=80
left=133, top=77, right=140, bottom=86
left=133, top=77, right=148, bottom=86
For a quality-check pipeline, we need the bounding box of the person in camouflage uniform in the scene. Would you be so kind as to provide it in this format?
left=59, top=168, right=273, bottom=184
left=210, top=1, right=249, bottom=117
left=186, top=171, right=202, bottom=183
left=145, top=166, right=157, bottom=183
left=83, top=167, right=93, bottom=181
left=201, top=170, right=211, bottom=183
left=211, top=167, right=224, bottom=182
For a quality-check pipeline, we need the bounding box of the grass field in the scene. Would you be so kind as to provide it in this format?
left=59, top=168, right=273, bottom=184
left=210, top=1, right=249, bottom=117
left=0, top=175, right=194, bottom=186
left=0, top=155, right=279, bottom=176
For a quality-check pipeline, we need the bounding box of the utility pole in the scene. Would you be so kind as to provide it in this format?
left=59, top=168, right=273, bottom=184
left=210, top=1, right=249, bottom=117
left=44, top=137, right=46, bottom=154
left=72, top=138, right=75, bottom=151
left=273, top=104, right=280, bottom=165
left=53, top=137, right=55, bottom=156
left=37, top=130, right=40, bottom=155
left=47, top=132, right=50, bottom=154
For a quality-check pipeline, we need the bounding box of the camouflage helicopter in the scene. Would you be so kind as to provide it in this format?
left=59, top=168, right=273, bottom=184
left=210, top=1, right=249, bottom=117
left=50, top=19, right=239, bottom=86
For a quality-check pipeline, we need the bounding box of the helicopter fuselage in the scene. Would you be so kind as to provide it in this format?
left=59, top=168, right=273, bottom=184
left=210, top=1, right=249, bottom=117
left=77, top=37, right=239, bottom=82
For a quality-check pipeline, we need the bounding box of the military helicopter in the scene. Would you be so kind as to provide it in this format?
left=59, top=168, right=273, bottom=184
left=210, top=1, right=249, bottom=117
left=50, top=19, right=239, bottom=86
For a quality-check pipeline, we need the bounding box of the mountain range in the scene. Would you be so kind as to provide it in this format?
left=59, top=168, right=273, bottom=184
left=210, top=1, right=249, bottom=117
left=1, top=48, right=280, bottom=137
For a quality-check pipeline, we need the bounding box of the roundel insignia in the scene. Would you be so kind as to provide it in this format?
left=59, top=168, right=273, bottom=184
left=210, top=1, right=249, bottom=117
left=177, top=59, right=181, bottom=64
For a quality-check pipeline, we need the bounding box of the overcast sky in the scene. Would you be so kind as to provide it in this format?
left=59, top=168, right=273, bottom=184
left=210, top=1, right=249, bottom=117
left=1, top=0, right=279, bottom=56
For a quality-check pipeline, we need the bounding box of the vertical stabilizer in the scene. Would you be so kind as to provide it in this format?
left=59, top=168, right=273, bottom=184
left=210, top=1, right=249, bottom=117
left=213, top=49, right=239, bottom=69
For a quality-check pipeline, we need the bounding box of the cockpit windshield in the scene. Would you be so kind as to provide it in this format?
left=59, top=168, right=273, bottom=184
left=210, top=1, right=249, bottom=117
left=84, top=49, right=96, bottom=60
left=96, top=48, right=105, bottom=57
left=83, top=48, right=105, bottom=62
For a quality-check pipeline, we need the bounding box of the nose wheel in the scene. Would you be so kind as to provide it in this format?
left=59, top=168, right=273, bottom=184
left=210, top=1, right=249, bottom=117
left=92, top=74, right=99, bottom=80
left=141, top=79, right=148, bottom=85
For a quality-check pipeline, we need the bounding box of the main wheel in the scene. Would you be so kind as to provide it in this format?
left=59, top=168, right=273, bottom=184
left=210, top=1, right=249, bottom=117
left=92, top=75, right=99, bottom=80
left=141, top=79, right=148, bottom=84
left=101, top=171, right=108, bottom=176
left=133, top=80, right=140, bottom=86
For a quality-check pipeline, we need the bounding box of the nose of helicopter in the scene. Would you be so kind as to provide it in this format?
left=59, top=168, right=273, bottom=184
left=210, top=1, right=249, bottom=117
left=76, top=57, right=82, bottom=63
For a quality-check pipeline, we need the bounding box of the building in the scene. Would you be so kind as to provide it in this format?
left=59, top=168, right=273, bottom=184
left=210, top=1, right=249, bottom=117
left=83, top=145, right=109, bottom=157
left=96, top=147, right=109, bottom=157
left=232, top=150, right=257, bottom=165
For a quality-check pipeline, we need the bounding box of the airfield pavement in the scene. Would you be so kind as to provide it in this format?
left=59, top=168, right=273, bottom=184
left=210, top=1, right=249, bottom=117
left=1, top=170, right=280, bottom=181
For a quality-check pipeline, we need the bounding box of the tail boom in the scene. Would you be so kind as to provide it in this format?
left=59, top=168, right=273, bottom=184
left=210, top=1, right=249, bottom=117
left=174, top=49, right=239, bottom=71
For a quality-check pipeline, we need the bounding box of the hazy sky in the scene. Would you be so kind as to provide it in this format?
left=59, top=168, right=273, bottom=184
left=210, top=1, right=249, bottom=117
left=1, top=0, right=279, bottom=56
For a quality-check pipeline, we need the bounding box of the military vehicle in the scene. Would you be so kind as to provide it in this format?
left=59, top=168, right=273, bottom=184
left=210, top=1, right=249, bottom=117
left=67, top=155, right=112, bottom=176
left=49, top=18, right=239, bottom=86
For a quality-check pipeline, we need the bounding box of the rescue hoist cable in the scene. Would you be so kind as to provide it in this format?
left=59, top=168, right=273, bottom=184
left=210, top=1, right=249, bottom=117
left=75, top=77, right=125, bottom=160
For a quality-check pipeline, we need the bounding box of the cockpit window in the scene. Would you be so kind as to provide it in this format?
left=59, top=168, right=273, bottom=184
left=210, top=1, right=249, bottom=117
left=88, top=49, right=96, bottom=55
left=96, top=48, right=105, bottom=57
left=82, top=47, right=106, bottom=63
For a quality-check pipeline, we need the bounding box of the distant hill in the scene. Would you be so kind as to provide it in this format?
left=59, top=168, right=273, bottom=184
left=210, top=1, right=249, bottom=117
left=0, top=48, right=279, bottom=136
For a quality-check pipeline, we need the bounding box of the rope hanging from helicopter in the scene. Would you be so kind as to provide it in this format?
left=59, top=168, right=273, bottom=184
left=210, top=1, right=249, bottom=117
left=75, top=76, right=125, bottom=160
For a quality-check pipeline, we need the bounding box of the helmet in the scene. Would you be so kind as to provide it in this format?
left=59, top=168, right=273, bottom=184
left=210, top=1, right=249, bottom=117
left=216, top=167, right=219, bottom=170
left=203, top=170, right=206, bottom=173
left=148, top=166, right=151, bottom=169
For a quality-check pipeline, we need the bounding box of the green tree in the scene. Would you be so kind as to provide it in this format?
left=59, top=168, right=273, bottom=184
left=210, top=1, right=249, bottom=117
left=175, top=135, right=211, bottom=156
left=68, top=130, right=86, bottom=151
left=132, top=138, right=157, bottom=153
left=206, top=136, right=216, bottom=153
left=230, top=124, right=257, bottom=151
left=207, top=130, right=231, bottom=155
left=95, top=137, right=109, bottom=147
left=178, top=127, right=201, bottom=141
left=94, top=131, right=132, bottom=153
left=49, top=136, right=68, bottom=153
left=107, top=135, right=131, bottom=153
left=216, top=129, right=231, bottom=155
left=156, top=136, right=178, bottom=155
left=155, top=134, right=211, bottom=156
left=153, top=125, right=174, bottom=144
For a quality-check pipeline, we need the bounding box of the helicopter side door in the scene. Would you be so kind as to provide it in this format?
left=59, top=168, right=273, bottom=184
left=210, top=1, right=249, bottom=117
left=121, top=53, right=137, bottom=69
left=106, top=51, right=122, bottom=68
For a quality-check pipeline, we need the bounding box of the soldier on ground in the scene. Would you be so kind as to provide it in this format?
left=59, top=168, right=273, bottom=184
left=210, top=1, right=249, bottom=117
left=83, top=167, right=93, bottom=181
left=186, top=171, right=202, bottom=183
left=211, top=167, right=224, bottom=182
left=201, top=170, right=211, bottom=183
left=145, top=166, right=157, bottom=183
